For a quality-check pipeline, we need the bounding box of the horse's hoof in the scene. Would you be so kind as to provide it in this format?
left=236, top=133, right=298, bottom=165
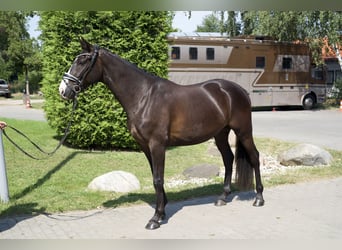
left=145, top=220, right=160, bottom=230
left=158, top=214, right=166, bottom=223
left=215, top=199, right=227, bottom=206
left=253, top=198, right=265, bottom=207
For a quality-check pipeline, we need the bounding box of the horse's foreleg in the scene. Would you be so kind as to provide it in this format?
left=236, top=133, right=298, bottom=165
left=145, top=142, right=168, bottom=230
left=214, top=129, right=234, bottom=206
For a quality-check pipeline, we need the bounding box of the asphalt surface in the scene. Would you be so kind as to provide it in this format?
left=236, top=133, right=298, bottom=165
left=0, top=98, right=342, bottom=239
left=0, top=99, right=46, bottom=121
left=252, top=109, right=342, bottom=151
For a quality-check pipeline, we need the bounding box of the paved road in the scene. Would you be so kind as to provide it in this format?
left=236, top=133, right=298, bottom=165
left=252, top=109, right=342, bottom=151
left=0, top=99, right=46, bottom=121
left=0, top=177, right=341, bottom=239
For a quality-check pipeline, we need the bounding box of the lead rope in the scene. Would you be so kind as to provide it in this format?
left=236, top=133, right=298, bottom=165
left=2, top=97, right=78, bottom=160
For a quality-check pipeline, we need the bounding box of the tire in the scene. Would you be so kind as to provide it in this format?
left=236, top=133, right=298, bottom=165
left=302, top=94, right=315, bottom=110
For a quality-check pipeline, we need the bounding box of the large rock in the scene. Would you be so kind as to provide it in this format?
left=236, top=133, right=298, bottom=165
left=88, top=170, right=140, bottom=193
left=278, top=143, right=332, bottom=166
left=183, top=164, right=220, bottom=178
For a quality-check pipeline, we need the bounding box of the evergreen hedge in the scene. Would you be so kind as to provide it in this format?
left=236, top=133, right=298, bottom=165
left=40, top=11, right=173, bottom=150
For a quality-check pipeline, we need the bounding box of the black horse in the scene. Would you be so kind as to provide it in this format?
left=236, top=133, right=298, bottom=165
left=59, top=38, right=264, bottom=230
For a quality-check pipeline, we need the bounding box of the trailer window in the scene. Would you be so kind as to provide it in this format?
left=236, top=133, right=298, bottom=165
left=206, top=48, right=215, bottom=60
left=312, top=67, right=324, bottom=80
left=256, top=56, right=265, bottom=68
left=171, top=47, right=180, bottom=60
left=282, top=57, right=292, bottom=69
left=189, top=47, right=198, bottom=60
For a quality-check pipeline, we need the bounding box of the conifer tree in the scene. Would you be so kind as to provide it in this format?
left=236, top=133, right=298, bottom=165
left=40, top=11, right=173, bottom=149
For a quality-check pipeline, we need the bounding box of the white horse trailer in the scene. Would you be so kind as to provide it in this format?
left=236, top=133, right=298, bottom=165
left=167, top=33, right=327, bottom=109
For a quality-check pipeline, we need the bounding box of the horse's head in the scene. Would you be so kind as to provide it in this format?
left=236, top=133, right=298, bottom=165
left=59, top=37, right=101, bottom=100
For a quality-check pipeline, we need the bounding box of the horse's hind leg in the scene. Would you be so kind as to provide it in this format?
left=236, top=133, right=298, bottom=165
left=238, top=133, right=265, bottom=207
left=214, top=128, right=234, bottom=206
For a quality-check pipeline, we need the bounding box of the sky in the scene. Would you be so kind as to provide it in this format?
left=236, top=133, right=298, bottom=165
left=27, top=15, right=41, bottom=39
left=172, top=11, right=211, bottom=32
left=27, top=11, right=212, bottom=39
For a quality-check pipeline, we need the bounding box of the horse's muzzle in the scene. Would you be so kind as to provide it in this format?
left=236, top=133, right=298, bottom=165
left=60, top=85, right=77, bottom=100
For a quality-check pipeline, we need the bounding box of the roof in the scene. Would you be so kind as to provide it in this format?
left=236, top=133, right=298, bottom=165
left=167, top=32, right=302, bottom=46
left=168, top=32, right=228, bottom=38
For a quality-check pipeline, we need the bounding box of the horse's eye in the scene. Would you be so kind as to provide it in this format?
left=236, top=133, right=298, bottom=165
left=79, top=58, right=88, bottom=65
left=77, top=55, right=90, bottom=65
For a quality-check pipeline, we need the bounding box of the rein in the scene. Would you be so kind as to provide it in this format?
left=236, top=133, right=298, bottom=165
left=2, top=98, right=78, bottom=160
left=4, top=45, right=98, bottom=160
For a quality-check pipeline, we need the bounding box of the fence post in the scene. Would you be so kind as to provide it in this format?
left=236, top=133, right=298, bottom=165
left=0, top=127, right=9, bottom=203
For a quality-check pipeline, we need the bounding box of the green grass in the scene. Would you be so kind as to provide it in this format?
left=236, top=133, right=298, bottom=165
left=255, top=137, right=342, bottom=184
left=0, top=118, right=341, bottom=217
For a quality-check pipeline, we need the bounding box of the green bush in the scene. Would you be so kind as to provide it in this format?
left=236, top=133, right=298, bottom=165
left=332, top=79, right=342, bottom=102
left=9, top=70, right=43, bottom=94
left=40, top=11, right=173, bottom=150
left=326, top=78, right=342, bottom=107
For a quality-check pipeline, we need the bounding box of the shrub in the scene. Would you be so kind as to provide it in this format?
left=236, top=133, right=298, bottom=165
left=40, top=11, right=173, bottom=150
left=332, top=79, right=342, bottom=101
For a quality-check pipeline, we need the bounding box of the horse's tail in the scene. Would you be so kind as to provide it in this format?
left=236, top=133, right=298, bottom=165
left=235, top=139, right=254, bottom=190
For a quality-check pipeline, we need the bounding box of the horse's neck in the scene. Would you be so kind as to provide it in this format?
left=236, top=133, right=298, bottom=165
left=101, top=51, right=155, bottom=116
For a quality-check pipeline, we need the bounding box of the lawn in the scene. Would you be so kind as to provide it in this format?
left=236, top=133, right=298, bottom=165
left=0, top=117, right=341, bottom=217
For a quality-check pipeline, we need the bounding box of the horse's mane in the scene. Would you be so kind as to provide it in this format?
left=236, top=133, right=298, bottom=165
left=101, top=47, right=163, bottom=80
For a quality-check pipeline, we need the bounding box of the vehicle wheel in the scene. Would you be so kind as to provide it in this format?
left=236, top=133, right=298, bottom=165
left=302, top=94, right=315, bottom=110
left=5, top=93, right=11, bottom=98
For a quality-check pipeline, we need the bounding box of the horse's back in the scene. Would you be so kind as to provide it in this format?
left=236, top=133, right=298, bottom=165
left=198, top=79, right=253, bottom=131
left=205, top=78, right=249, bottom=96
left=198, top=79, right=251, bottom=108
left=165, top=78, right=251, bottom=116
left=161, top=78, right=251, bottom=145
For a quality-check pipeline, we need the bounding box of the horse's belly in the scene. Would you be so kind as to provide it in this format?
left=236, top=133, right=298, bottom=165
left=168, top=134, right=212, bottom=146
left=168, top=121, right=222, bottom=146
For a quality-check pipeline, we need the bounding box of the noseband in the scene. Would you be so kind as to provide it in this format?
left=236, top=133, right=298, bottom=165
left=63, top=45, right=100, bottom=94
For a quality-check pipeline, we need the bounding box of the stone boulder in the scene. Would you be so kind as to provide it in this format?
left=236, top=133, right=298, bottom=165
left=278, top=143, right=332, bottom=166
left=183, top=164, right=220, bottom=178
left=88, top=170, right=140, bottom=193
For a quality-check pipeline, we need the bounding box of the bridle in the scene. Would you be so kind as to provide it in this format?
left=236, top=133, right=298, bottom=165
left=62, top=44, right=100, bottom=95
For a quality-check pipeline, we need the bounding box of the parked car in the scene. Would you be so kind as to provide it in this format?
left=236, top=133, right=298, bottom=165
left=0, top=79, right=11, bottom=98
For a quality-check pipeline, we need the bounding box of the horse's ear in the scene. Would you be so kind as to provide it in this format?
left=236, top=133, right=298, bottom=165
left=79, top=37, right=92, bottom=52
